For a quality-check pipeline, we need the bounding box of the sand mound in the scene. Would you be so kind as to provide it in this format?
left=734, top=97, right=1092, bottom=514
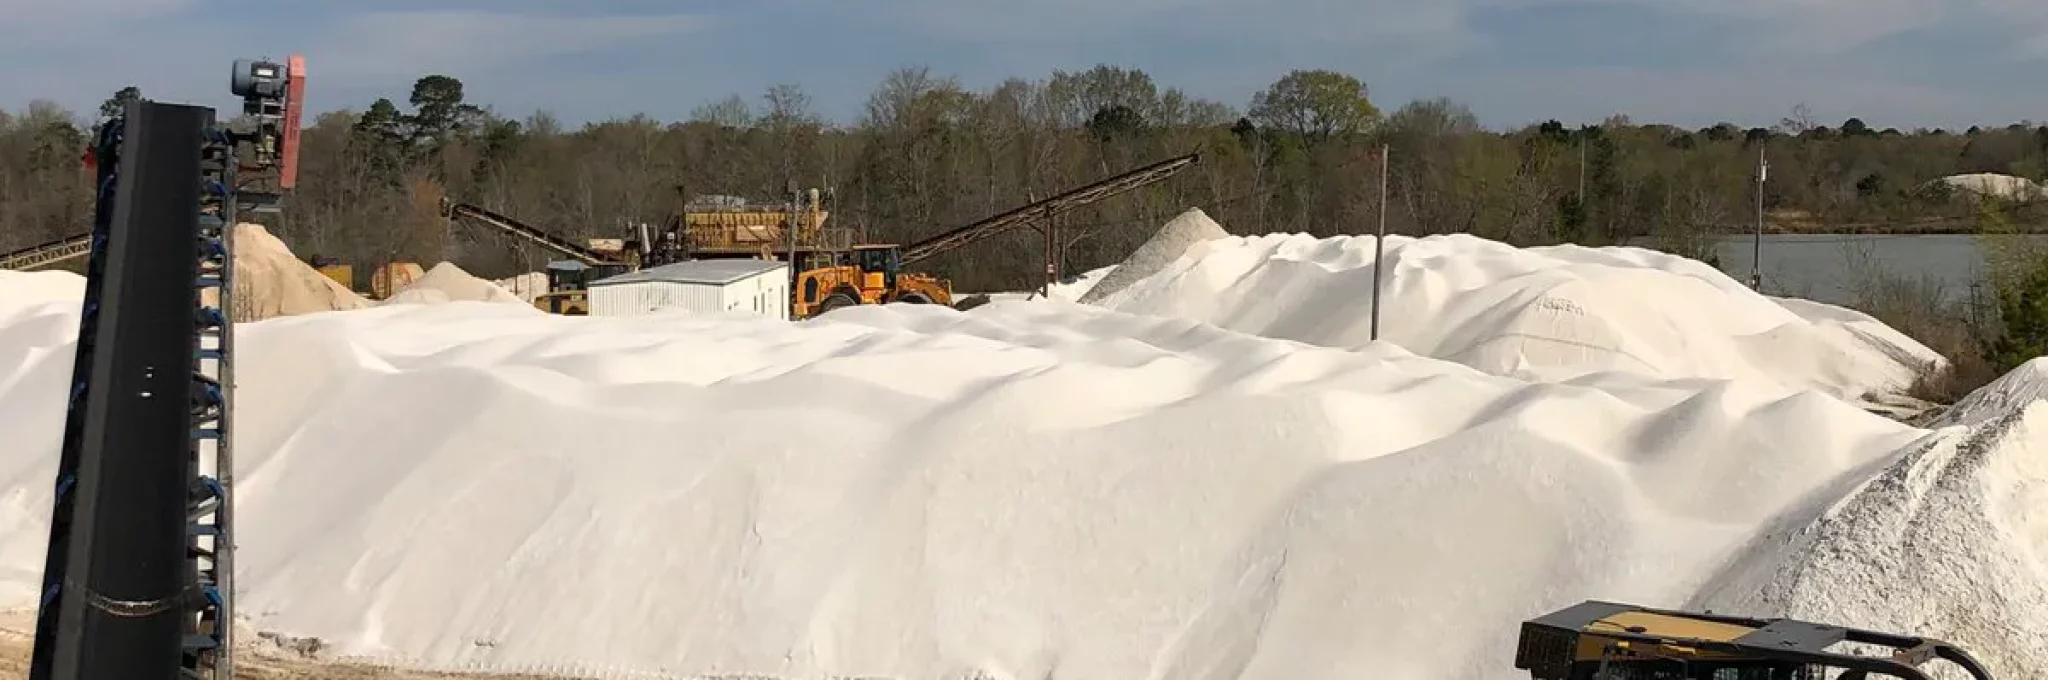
left=384, top=262, right=525, bottom=306
left=1690, top=363, right=2048, bottom=679
left=1935, top=357, right=2048, bottom=428
left=1, top=224, right=370, bottom=324
left=4, top=288, right=2026, bottom=678
left=1041, top=265, right=1114, bottom=302
left=380, top=287, right=456, bottom=306
left=1091, top=230, right=1941, bottom=405
left=0, top=270, right=85, bottom=311
left=1075, top=207, right=1229, bottom=304
left=3, top=224, right=2040, bottom=678
left=212, top=222, right=372, bottom=321
left=492, top=272, right=549, bottom=304
left=1932, top=173, right=2046, bottom=201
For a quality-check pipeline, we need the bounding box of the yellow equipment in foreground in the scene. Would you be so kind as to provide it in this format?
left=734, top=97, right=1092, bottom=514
left=1515, top=601, right=1994, bottom=679
left=791, top=245, right=952, bottom=317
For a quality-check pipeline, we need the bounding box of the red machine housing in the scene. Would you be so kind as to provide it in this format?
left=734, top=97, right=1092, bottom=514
left=279, top=54, right=305, bottom=190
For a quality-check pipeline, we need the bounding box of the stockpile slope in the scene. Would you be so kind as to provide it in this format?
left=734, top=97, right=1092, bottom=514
left=2, top=292, right=2018, bottom=679
left=2, top=224, right=369, bottom=323
left=0, top=271, right=83, bottom=311
left=384, top=262, right=527, bottom=306
left=218, top=222, right=372, bottom=320
left=492, top=272, right=549, bottom=304
left=1935, top=356, right=2048, bottom=428
left=1690, top=359, right=2048, bottom=679
left=1089, top=230, right=1941, bottom=405
left=1075, top=208, right=1229, bottom=304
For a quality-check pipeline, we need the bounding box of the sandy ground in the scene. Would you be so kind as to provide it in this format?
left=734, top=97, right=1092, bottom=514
left=0, top=612, right=551, bottom=679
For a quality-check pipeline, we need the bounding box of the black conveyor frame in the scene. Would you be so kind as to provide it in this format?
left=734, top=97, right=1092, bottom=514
left=32, top=100, right=210, bottom=680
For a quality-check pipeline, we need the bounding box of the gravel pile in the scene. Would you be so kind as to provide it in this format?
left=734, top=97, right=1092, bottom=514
left=1076, top=208, right=1228, bottom=305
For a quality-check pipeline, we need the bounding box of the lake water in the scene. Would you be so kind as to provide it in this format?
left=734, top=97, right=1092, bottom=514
left=1688, top=234, right=2048, bottom=307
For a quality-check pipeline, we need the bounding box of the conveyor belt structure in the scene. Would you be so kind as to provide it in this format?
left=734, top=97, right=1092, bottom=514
left=29, top=55, right=303, bottom=680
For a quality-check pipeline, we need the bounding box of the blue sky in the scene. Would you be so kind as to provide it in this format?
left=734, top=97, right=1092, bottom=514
left=3, top=0, right=2045, bottom=131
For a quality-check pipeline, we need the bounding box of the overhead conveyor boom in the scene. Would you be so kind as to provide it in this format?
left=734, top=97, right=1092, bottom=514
left=439, top=198, right=627, bottom=266
left=899, top=152, right=1199, bottom=266
left=2, top=233, right=93, bottom=270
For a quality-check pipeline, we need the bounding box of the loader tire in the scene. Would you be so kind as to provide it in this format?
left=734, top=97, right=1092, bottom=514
left=819, top=292, right=860, bottom=313
left=894, top=292, right=934, bottom=304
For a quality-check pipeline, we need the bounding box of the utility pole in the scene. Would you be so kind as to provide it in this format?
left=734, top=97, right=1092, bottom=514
left=1752, top=147, right=1767, bottom=290
left=1041, top=208, right=1059, bottom=296
left=1371, top=143, right=1389, bottom=342
left=786, top=180, right=799, bottom=315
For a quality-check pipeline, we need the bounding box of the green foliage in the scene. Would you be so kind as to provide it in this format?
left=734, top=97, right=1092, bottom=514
left=97, top=86, right=140, bottom=122
left=1953, top=199, right=2048, bottom=374
left=1087, top=105, right=1145, bottom=143
left=1915, top=178, right=1956, bottom=203
left=411, top=76, right=486, bottom=136
left=1555, top=193, right=1587, bottom=239
left=1247, top=69, right=1379, bottom=141
left=4, top=64, right=2048, bottom=299
left=1989, top=254, right=2048, bottom=372
left=1974, top=200, right=2038, bottom=293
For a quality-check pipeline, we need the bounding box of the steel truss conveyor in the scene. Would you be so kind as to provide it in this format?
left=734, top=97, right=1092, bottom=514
left=29, top=55, right=304, bottom=680
left=1, top=234, right=93, bottom=271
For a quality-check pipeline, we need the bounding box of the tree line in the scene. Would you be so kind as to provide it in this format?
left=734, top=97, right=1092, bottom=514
left=4, top=65, right=2048, bottom=396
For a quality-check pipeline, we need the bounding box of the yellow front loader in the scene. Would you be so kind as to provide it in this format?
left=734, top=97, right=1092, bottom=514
left=792, top=244, right=951, bottom=318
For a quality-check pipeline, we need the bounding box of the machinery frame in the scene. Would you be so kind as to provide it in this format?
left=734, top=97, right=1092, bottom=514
left=1516, top=600, right=1995, bottom=680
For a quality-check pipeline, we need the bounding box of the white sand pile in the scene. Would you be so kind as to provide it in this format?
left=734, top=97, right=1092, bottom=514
left=492, top=272, right=549, bottom=304
left=3, top=283, right=2038, bottom=678
left=1075, top=207, right=1228, bottom=304
left=0, top=272, right=91, bottom=393
left=1045, top=265, right=1115, bottom=302
left=1090, top=231, right=1941, bottom=405
left=1931, top=172, right=2045, bottom=201
left=1690, top=361, right=2048, bottom=679
left=1934, top=356, right=2048, bottom=428
left=218, top=222, right=372, bottom=321
left=971, top=266, right=1116, bottom=305
left=384, top=262, right=525, bottom=306
left=0, top=271, right=84, bottom=311
left=1, top=225, right=368, bottom=324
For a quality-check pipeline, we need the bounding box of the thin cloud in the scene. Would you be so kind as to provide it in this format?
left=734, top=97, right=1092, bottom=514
left=1660, top=0, right=2046, bottom=57
left=308, top=10, right=706, bottom=85
left=1449, top=63, right=2025, bottom=129
left=0, top=0, right=191, bottom=25
left=861, top=0, right=1477, bottom=51
left=0, top=0, right=195, bottom=47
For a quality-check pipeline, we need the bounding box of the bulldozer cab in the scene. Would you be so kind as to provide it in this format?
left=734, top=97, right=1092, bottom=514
left=851, top=245, right=901, bottom=290
left=544, top=261, right=590, bottom=293
left=1515, top=601, right=1995, bottom=680
left=544, top=260, right=632, bottom=293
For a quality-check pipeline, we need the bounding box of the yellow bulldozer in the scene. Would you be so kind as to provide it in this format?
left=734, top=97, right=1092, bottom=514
left=1515, top=600, right=1995, bottom=679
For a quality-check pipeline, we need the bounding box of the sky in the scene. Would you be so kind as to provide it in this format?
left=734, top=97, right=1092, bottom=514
left=1, top=0, right=2045, bottom=131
